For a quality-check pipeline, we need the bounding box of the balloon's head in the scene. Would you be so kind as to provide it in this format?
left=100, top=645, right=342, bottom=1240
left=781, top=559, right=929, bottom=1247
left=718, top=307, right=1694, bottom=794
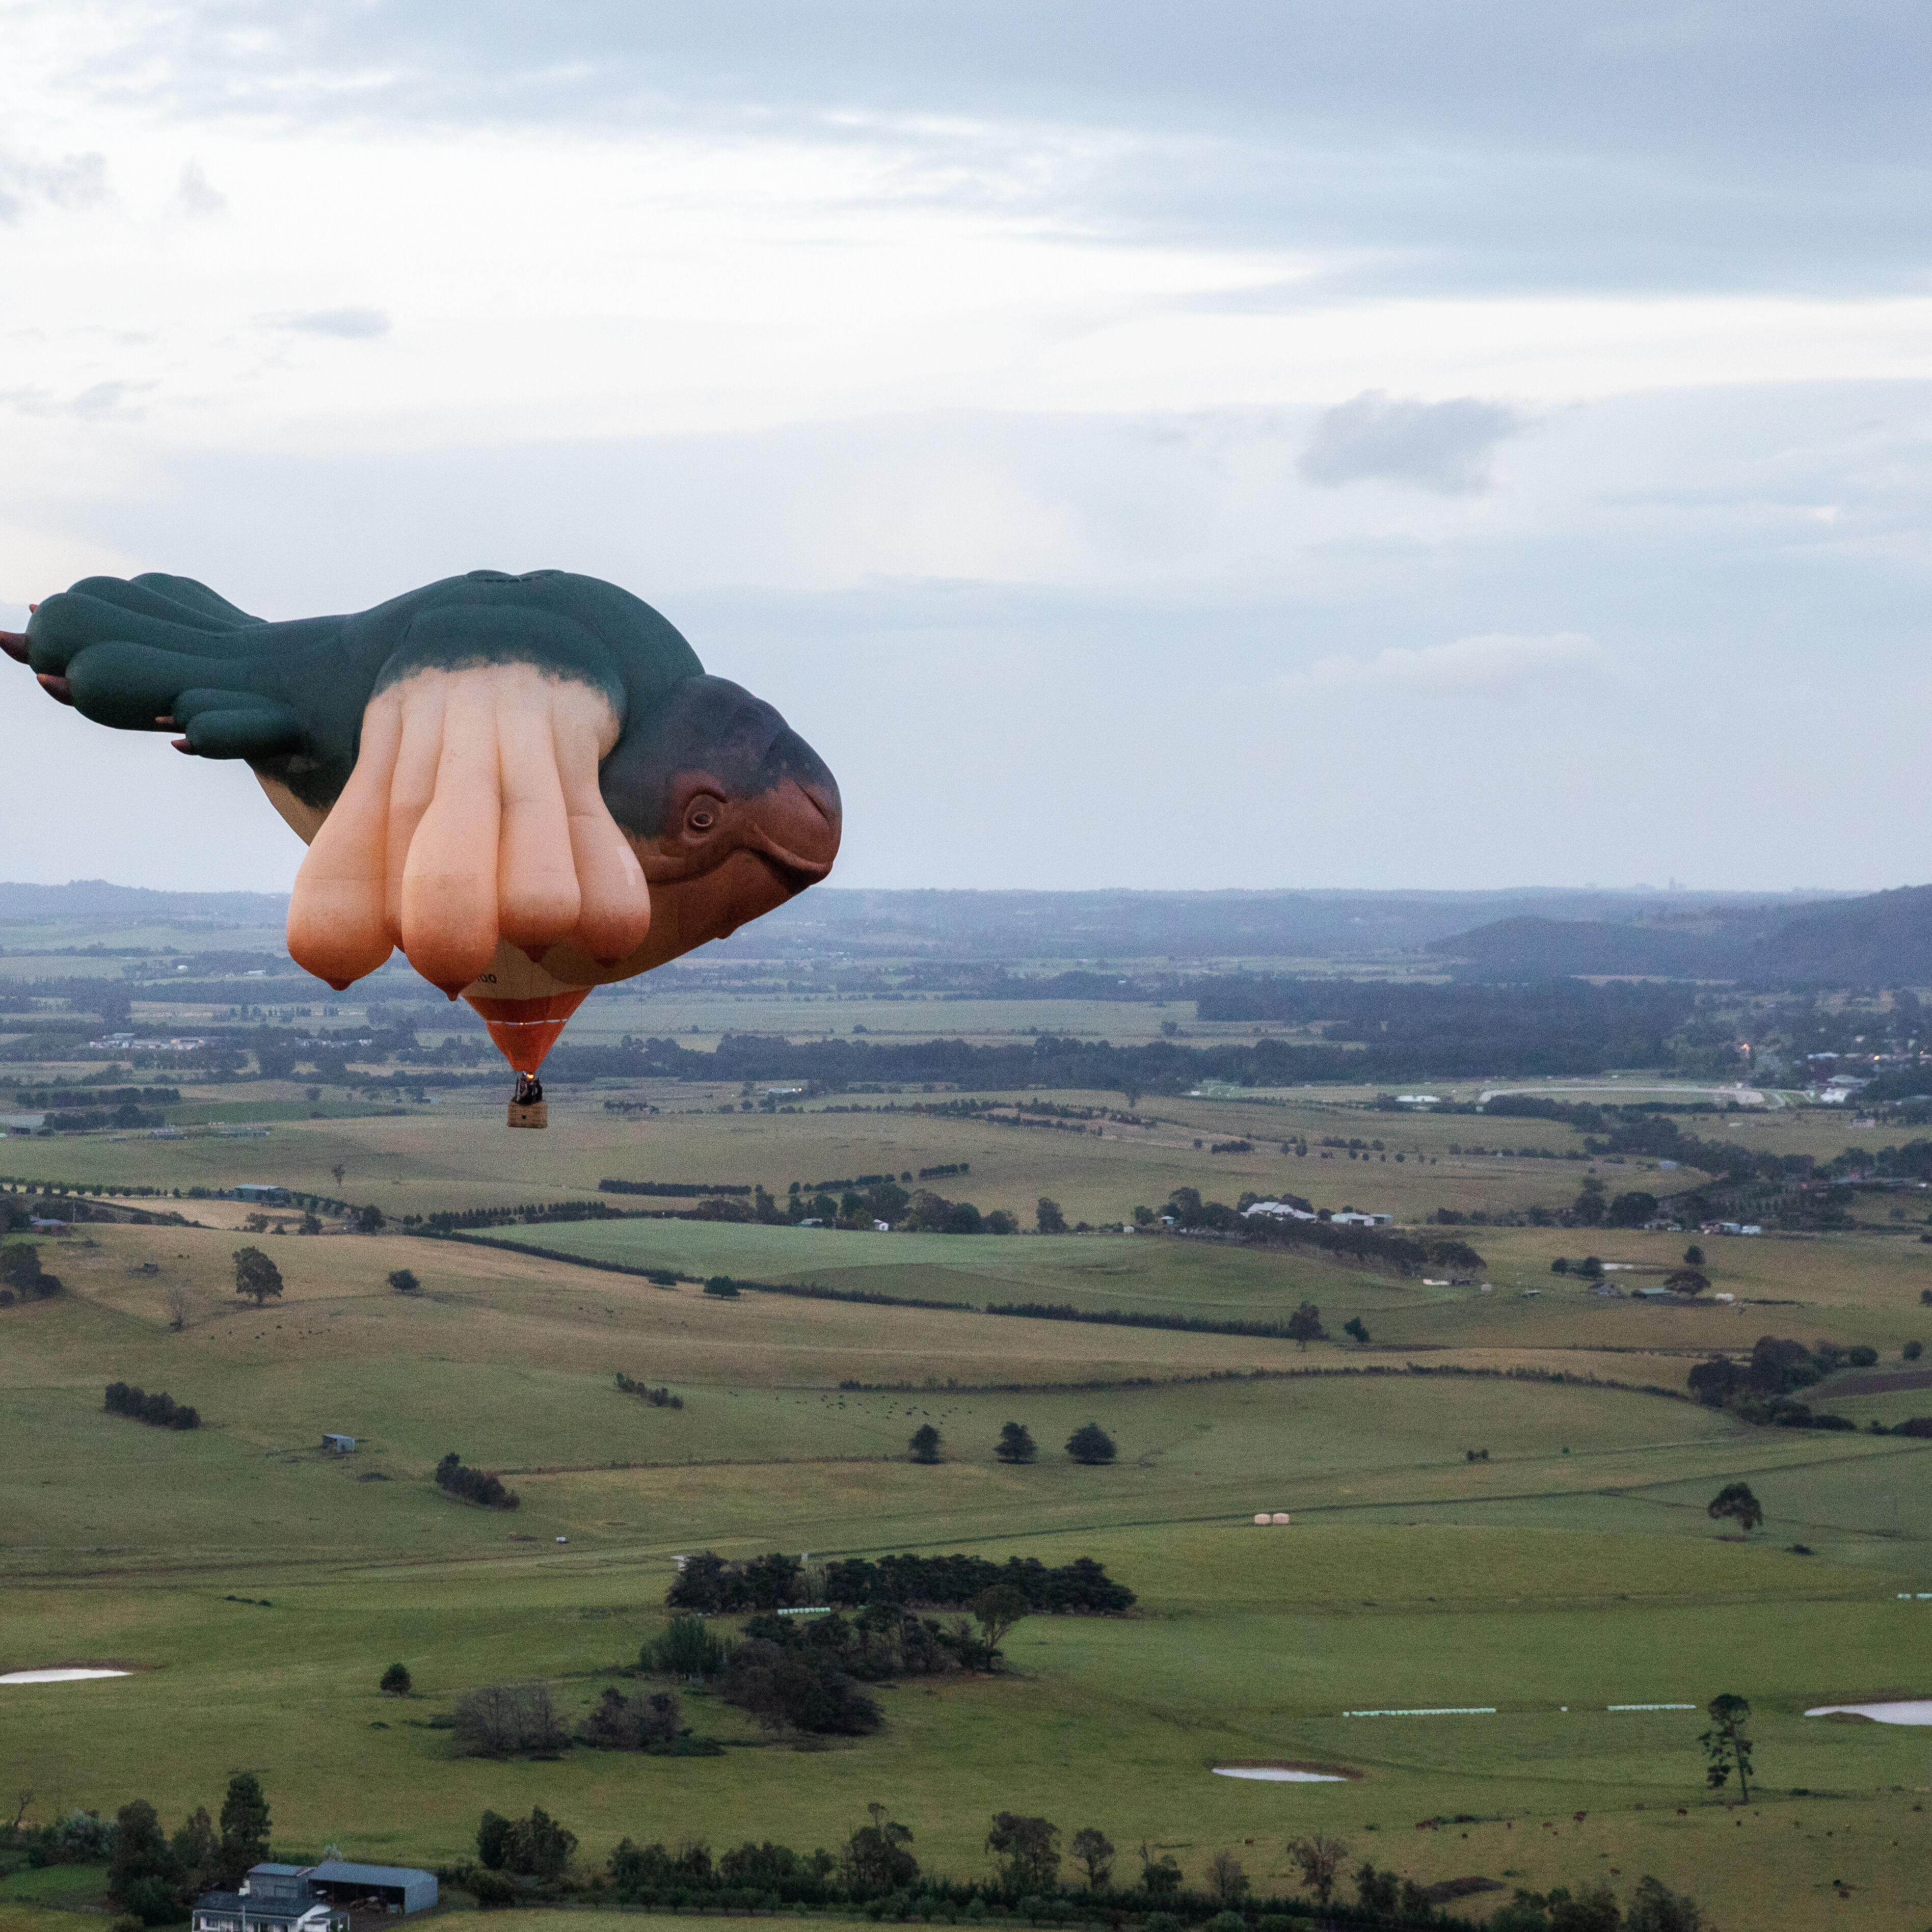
left=602, top=674, right=842, bottom=965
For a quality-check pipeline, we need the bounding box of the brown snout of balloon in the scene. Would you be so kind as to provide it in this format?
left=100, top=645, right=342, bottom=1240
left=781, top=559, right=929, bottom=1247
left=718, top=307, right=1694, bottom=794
left=633, top=772, right=841, bottom=966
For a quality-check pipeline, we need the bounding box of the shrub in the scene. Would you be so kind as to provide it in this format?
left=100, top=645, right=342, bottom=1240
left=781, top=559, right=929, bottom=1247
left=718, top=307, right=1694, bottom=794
left=579, top=1685, right=683, bottom=1750
left=1065, top=1423, right=1116, bottom=1465
left=720, top=1640, right=883, bottom=1736
left=119, top=1877, right=182, bottom=1926
left=435, top=1453, right=519, bottom=1510
left=468, top=1870, right=517, bottom=1909
left=649, top=1615, right=733, bottom=1679
left=387, top=1269, right=420, bottom=1294
left=452, top=1682, right=568, bottom=1757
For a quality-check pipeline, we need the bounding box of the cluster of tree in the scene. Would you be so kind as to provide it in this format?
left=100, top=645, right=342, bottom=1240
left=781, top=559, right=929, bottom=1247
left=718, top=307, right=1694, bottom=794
left=476, top=1806, right=578, bottom=1878
left=22, top=1774, right=273, bottom=1925
left=614, top=1372, right=683, bottom=1407
left=717, top=1627, right=883, bottom=1736
left=671, top=1549, right=1135, bottom=1616
left=1687, top=1336, right=1876, bottom=1425
left=891, top=1187, right=1016, bottom=1235
left=1195, top=976, right=1695, bottom=1069
left=598, top=1178, right=754, bottom=1196
left=6, top=1086, right=182, bottom=1111
left=435, top=1452, right=520, bottom=1511
left=0, top=1240, right=62, bottom=1304
left=907, top=1420, right=1118, bottom=1464
left=453, top=1681, right=569, bottom=1757
left=103, top=1381, right=201, bottom=1430
left=577, top=1686, right=697, bottom=1753
left=824, top=1552, right=1133, bottom=1615
left=538, top=1017, right=1700, bottom=1101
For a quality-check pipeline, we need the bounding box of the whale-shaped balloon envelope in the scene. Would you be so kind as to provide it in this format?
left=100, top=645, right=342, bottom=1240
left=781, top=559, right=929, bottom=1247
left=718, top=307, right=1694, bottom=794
left=2, top=570, right=841, bottom=1123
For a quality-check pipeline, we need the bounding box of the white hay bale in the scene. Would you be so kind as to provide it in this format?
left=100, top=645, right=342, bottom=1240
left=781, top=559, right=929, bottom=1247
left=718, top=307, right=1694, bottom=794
left=1271, top=1512, right=1292, bottom=1524
left=1254, top=1513, right=1271, bottom=1525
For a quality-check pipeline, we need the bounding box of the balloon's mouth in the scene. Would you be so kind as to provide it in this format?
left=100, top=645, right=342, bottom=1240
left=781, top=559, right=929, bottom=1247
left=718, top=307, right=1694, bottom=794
left=744, top=777, right=841, bottom=895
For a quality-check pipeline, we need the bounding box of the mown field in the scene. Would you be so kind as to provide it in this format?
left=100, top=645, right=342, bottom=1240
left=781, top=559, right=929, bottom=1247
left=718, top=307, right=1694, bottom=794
left=6, top=998, right=1932, bottom=1930
left=4, top=1198, right=1930, bottom=1929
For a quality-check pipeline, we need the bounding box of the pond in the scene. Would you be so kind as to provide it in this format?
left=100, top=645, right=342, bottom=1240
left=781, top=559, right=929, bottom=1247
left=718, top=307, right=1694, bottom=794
left=1804, top=1700, right=1932, bottom=1725
left=0, top=1669, right=130, bottom=1685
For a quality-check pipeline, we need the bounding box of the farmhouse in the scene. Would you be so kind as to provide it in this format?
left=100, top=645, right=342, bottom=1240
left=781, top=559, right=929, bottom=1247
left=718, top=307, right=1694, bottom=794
left=194, top=1862, right=437, bottom=1932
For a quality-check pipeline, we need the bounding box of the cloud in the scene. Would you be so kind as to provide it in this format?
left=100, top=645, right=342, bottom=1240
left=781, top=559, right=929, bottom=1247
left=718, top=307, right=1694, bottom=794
left=2, top=379, right=151, bottom=419
left=0, top=148, right=106, bottom=223
left=266, top=307, right=392, bottom=339
left=177, top=159, right=227, bottom=215
left=1300, top=391, right=1525, bottom=493
left=1282, top=631, right=1608, bottom=700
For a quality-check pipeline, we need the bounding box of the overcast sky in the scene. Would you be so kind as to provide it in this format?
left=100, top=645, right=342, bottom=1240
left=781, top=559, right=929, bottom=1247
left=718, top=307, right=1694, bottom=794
left=3, top=1, right=1930, bottom=894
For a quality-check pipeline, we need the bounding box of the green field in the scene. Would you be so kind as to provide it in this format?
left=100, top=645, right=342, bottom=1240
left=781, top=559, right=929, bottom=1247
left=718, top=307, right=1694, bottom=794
left=6, top=992, right=1932, bottom=1930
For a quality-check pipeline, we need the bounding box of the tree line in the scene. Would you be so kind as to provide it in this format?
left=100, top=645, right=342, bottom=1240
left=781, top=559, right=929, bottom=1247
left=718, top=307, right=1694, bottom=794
left=668, top=1550, right=1135, bottom=1616
left=1688, top=1336, right=1929, bottom=1433
left=103, top=1382, right=201, bottom=1430
left=431, top=1799, right=1706, bottom=1930
left=8, top=1772, right=273, bottom=1926
left=436, top=1452, right=520, bottom=1510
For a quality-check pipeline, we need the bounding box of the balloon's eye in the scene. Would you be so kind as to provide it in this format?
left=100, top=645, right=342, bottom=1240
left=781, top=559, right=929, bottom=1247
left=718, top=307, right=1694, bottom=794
left=686, top=797, right=722, bottom=834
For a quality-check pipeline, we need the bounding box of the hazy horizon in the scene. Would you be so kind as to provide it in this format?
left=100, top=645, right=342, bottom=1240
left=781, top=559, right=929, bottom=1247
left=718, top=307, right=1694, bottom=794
left=5, top=3, right=1929, bottom=895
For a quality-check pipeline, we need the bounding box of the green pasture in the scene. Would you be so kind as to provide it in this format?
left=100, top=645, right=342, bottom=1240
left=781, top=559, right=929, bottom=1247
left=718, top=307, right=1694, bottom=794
left=7, top=1078, right=1932, bottom=1927
left=2, top=1525, right=1926, bottom=1925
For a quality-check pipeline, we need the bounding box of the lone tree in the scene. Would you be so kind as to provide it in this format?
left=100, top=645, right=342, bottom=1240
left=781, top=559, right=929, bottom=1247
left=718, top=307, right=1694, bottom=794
left=1205, top=1849, right=1249, bottom=1904
left=1708, top=1481, right=1764, bottom=1534
left=995, top=1421, right=1037, bottom=1464
left=971, top=1583, right=1030, bottom=1655
left=986, top=1813, right=1060, bottom=1892
left=219, top=1771, right=271, bottom=1877
left=1069, top=1828, right=1114, bottom=1891
left=232, top=1246, right=284, bottom=1307
left=1700, top=1693, right=1754, bottom=1803
left=379, top=1662, right=413, bottom=1697
left=1343, top=1316, right=1371, bottom=1346
left=1285, top=1834, right=1349, bottom=1908
left=1683, top=1244, right=1705, bottom=1267
left=1066, top=1422, right=1116, bottom=1465
left=1286, top=1300, right=1327, bottom=1350
left=1036, top=1197, right=1068, bottom=1235
left=387, top=1268, right=420, bottom=1295
left=908, top=1423, right=942, bottom=1464
left=843, top=1805, right=918, bottom=1895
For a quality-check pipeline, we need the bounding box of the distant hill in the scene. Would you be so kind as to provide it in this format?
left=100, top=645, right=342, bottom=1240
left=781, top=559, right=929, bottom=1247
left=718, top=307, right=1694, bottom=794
left=0, top=877, right=1866, bottom=967
left=1430, top=884, right=1932, bottom=985
left=709, top=885, right=1831, bottom=961
left=0, top=879, right=292, bottom=925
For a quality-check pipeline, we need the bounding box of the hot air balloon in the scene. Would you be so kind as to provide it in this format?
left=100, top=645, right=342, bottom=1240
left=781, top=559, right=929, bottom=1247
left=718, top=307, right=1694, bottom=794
left=2, top=569, right=841, bottom=1126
